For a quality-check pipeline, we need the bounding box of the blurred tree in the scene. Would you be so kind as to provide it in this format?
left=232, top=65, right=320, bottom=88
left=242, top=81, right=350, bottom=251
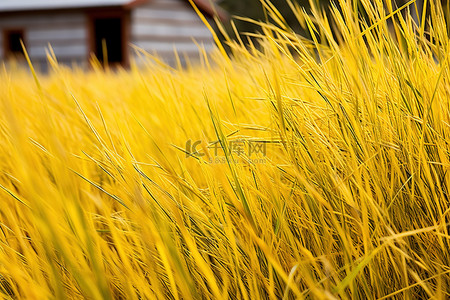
left=217, top=0, right=429, bottom=45
left=218, top=0, right=329, bottom=40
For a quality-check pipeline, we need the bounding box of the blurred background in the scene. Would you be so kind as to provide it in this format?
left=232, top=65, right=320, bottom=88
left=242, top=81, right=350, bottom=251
left=0, top=0, right=436, bottom=70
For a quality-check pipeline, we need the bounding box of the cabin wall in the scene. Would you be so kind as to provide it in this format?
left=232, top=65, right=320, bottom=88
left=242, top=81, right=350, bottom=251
left=0, top=0, right=218, bottom=69
left=0, top=12, right=88, bottom=69
left=130, top=0, right=215, bottom=65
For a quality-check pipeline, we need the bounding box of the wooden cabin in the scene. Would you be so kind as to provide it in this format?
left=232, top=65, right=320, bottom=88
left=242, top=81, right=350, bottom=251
left=0, top=0, right=227, bottom=68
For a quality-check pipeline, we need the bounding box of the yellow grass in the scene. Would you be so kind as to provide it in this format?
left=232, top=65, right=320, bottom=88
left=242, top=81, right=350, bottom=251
left=1, top=0, right=450, bottom=298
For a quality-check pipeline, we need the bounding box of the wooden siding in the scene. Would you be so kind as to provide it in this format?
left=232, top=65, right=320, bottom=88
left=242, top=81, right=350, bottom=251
left=0, top=12, right=88, bottom=66
left=130, top=0, right=215, bottom=64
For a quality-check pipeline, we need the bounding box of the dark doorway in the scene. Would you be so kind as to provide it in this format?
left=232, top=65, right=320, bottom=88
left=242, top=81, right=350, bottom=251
left=93, top=18, right=124, bottom=64
left=3, top=29, right=25, bottom=58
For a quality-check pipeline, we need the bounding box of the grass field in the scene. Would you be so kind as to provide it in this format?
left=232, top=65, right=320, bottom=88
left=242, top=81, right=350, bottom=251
left=1, top=0, right=450, bottom=298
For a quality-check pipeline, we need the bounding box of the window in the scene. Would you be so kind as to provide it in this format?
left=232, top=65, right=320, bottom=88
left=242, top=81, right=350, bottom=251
left=3, top=29, right=25, bottom=58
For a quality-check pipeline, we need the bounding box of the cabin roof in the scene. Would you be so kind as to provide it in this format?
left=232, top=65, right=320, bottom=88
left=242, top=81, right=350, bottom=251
left=0, top=0, right=229, bottom=21
left=0, top=0, right=138, bottom=12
